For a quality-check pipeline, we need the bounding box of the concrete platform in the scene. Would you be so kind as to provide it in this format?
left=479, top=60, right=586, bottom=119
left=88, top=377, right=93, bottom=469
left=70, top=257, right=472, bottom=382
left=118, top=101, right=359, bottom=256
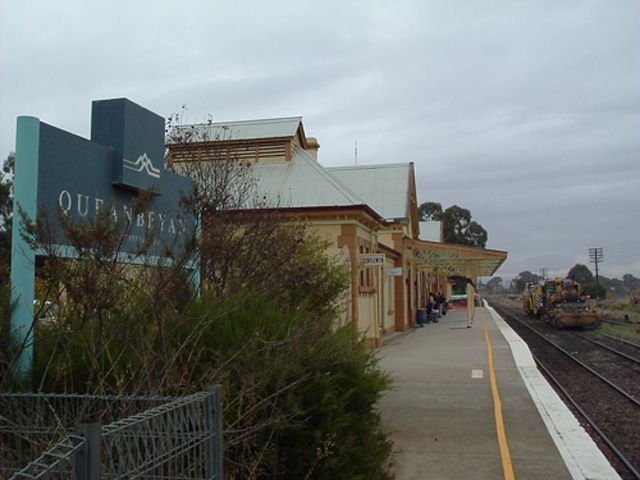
left=377, top=304, right=620, bottom=480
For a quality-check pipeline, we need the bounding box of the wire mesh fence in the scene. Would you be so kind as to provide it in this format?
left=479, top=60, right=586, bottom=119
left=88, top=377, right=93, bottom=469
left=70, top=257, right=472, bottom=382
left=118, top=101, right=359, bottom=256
left=0, top=387, right=223, bottom=479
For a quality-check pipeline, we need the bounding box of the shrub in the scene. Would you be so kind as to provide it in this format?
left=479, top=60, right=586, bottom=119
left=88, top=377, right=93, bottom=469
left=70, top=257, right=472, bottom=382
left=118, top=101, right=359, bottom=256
left=27, top=292, right=392, bottom=479
left=181, top=296, right=392, bottom=479
left=0, top=285, right=17, bottom=388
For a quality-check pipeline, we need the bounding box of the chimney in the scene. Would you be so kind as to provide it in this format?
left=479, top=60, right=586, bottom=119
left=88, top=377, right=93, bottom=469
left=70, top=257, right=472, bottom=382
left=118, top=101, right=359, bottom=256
left=305, top=137, right=320, bottom=160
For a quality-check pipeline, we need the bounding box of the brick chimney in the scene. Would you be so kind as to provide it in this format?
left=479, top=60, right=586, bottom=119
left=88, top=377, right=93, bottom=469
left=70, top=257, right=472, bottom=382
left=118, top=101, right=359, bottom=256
left=305, top=137, right=320, bottom=160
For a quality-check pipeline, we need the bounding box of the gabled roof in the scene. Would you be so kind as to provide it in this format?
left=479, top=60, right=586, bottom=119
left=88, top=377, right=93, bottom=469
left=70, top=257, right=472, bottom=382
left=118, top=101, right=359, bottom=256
left=249, top=146, right=368, bottom=209
left=170, top=116, right=304, bottom=144
left=327, top=163, right=413, bottom=221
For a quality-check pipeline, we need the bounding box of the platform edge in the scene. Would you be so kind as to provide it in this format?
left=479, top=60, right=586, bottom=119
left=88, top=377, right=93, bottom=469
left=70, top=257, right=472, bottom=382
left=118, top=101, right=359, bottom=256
left=484, top=301, right=621, bottom=480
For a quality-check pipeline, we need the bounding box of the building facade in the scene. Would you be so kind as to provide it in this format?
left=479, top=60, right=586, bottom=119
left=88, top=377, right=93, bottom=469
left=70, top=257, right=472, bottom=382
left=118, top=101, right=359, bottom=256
left=167, top=117, right=507, bottom=346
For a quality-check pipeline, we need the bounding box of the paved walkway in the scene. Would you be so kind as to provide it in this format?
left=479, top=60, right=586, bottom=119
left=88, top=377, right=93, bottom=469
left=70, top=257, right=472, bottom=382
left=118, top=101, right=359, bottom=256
left=377, top=306, right=618, bottom=480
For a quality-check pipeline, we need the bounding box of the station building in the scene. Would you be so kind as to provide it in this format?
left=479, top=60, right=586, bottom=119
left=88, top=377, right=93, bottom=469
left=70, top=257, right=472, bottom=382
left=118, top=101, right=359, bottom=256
left=167, top=117, right=507, bottom=346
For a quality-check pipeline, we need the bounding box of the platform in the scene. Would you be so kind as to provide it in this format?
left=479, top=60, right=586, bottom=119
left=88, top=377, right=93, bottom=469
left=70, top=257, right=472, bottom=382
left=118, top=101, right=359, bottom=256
left=377, top=304, right=620, bottom=480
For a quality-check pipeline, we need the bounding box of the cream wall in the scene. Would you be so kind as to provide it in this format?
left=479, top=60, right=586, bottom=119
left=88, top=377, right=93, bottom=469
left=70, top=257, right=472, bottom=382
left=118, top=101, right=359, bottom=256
left=307, top=218, right=382, bottom=345
left=308, top=222, right=351, bottom=328
left=308, top=223, right=342, bottom=257
left=354, top=223, right=380, bottom=345
left=381, top=256, right=396, bottom=333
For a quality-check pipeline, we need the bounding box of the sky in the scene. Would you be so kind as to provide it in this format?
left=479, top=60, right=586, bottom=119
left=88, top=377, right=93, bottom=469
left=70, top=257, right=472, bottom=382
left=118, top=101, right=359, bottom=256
left=1, top=0, right=639, bottom=282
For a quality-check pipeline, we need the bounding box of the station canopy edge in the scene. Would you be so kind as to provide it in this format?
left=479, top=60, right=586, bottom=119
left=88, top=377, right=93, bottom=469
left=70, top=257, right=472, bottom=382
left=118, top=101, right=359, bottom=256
left=411, top=239, right=507, bottom=278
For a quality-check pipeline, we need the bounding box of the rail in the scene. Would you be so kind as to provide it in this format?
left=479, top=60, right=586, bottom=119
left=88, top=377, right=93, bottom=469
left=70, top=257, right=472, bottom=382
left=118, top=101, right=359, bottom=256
left=494, top=305, right=640, bottom=407
left=534, top=356, right=640, bottom=480
left=600, top=333, right=640, bottom=350
left=575, top=333, right=640, bottom=366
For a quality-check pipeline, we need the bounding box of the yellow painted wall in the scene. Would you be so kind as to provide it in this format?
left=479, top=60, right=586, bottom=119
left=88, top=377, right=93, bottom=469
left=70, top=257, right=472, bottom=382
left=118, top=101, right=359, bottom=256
left=355, top=225, right=380, bottom=344
left=306, top=218, right=382, bottom=344
left=382, top=256, right=396, bottom=333
left=308, top=223, right=342, bottom=257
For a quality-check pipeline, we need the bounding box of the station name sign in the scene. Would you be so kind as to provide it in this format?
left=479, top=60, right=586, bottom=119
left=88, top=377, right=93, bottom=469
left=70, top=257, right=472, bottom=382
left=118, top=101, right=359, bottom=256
left=10, top=98, right=195, bottom=382
left=361, top=254, right=385, bottom=267
left=16, top=98, right=194, bottom=256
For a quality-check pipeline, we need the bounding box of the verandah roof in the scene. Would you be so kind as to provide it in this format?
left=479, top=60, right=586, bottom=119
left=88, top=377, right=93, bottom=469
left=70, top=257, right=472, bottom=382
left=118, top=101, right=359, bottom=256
left=411, top=239, right=507, bottom=278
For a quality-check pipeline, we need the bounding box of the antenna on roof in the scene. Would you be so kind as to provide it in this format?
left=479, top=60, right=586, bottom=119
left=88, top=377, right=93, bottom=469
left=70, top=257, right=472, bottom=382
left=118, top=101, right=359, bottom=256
left=354, top=140, right=358, bottom=166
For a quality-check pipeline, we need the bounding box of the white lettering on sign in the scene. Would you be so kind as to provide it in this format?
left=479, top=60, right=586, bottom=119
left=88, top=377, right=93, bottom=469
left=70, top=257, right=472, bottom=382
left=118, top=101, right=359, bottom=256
left=56, top=189, right=187, bottom=237
left=77, top=194, right=89, bottom=217
left=361, top=254, right=385, bottom=267
left=58, top=190, right=72, bottom=215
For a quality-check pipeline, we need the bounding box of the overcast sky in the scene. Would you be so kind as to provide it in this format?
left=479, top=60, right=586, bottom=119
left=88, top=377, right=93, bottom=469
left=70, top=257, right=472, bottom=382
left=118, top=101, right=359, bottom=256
left=1, top=1, right=638, bottom=281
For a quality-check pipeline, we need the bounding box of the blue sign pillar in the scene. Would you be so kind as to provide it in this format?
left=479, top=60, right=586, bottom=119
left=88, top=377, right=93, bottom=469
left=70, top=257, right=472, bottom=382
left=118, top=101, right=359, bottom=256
left=11, top=117, right=41, bottom=383
left=10, top=99, right=195, bottom=387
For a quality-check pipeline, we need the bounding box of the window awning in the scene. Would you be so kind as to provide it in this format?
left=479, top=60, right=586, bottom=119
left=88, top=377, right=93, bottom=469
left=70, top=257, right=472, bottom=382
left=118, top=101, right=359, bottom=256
left=411, top=240, right=507, bottom=278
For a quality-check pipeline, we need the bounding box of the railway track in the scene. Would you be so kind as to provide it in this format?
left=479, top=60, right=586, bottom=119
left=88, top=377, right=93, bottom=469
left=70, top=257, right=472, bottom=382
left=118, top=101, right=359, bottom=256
left=596, top=332, right=640, bottom=354
left=491, top=301, right=640, bottom=480
left=576, top=332, right=640, bottom=366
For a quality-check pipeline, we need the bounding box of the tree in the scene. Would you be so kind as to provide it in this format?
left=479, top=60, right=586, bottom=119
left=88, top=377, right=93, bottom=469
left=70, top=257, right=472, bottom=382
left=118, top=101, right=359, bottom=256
left=417, top=201, right=442, bottom=221
left=566, top=264, right=606, bottom=298
left=622, top=274, right=640, bottom=293
left=417, top=202, right=488, bottom=247
left=0, top=152, right=14, bottom=284
left=512, top=271, right=541, bottom=292
left=465, top=220, right=488, bottom=248
left=567, top=264, right=594, bottom=284
left=486, top=276, right=504, bottom=294
left=441, top=205, right=487, bottom=248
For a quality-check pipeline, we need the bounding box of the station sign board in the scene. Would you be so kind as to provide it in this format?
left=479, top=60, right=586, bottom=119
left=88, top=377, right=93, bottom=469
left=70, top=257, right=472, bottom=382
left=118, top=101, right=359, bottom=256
left=386, top=267, right=403, bottom=276
left=11, top=98, right=195, bottom=383
left=18, top=99, right=194, bottom=255
left=361, top=254, right=385, bottom=267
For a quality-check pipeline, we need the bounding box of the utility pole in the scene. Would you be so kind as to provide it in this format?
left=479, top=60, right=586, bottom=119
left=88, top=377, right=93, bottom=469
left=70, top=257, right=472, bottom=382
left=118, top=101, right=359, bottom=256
left=588, top=247, right=604, bottom=299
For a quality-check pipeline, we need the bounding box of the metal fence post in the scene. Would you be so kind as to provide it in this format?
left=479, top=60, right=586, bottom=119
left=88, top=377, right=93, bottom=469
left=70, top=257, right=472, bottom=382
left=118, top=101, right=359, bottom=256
left=74, top=420, right=101, bottom=480
left=205, top=385, right=223, bottom=479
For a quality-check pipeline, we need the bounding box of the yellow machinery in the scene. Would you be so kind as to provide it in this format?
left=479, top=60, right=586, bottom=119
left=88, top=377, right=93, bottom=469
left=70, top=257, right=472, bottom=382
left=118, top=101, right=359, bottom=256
left=522, top=283, right=544, bottom=318
left=523, top=278, right=599, bottom=328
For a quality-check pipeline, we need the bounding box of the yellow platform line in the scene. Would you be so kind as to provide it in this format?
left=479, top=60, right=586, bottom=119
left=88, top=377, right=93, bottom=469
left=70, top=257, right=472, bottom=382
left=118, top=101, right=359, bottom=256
left=481, top=308, right=516, bottom=480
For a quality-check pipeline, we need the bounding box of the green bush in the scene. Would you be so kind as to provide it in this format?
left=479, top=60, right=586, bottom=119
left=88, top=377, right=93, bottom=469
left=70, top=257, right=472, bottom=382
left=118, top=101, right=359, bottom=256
left=0, top=284, right=17, bottom=388
left=581, top=282, right=607, bottom=299
left=180, top=295, right=392, bottom=479
left=30, top=293, right=392, bottom=479
left=605, top=302, right=640, bottom=313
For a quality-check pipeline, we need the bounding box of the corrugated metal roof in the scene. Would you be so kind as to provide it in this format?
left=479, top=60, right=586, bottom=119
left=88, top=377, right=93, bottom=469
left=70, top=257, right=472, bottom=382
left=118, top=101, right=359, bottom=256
left=248, top=146, right=367, bottom=209
left=169, top=117, right=303, bottom=143
left=327, top=164, right=412, bottom=221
